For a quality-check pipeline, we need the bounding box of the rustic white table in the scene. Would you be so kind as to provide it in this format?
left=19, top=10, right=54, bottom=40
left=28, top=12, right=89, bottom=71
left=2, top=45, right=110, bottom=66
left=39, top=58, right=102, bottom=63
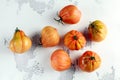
left=0, top=0, right=120, bottom=80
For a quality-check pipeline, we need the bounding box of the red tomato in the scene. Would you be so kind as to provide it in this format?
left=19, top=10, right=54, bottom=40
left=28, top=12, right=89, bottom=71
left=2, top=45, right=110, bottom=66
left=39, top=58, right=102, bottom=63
left=78, top=51, right=101, bottom=72
left=56, top=5, right=81, bottom=24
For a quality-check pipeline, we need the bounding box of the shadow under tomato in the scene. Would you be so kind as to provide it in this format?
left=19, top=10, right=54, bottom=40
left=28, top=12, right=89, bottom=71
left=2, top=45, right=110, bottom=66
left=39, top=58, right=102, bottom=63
left=83, top=27, right=93, bottom=48
left=31, top=33, right=41, bottom=47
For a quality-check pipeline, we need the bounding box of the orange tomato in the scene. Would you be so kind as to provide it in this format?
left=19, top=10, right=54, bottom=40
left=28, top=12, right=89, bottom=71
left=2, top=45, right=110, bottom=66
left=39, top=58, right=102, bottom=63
left=51, top=49, right=71, bottom=71
left=58, top=5, right=81, bottom=24
left=41, top=26, right=60, bottom=47
left=9, top=28, right=32, bottom=53
left=64, top=30, right=86, bottom=50
left=78, top=51, right=101, bottom=72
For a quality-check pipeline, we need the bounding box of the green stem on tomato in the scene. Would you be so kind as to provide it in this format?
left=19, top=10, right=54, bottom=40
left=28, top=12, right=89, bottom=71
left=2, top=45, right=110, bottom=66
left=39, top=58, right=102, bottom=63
left=54, top=11, right=64, bottom=25
left=73, top=35, right=78, bottom=40
left=15, top=27, right=20, bottom=33
left=54, top=17, right=64, bottom=25
left=90, top=56, right=95, bottom=60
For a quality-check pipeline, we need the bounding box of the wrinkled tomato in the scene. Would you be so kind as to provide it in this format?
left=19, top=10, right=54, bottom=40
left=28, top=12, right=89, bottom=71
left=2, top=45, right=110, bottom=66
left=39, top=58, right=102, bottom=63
left=78, top=51, right=101, bottom=72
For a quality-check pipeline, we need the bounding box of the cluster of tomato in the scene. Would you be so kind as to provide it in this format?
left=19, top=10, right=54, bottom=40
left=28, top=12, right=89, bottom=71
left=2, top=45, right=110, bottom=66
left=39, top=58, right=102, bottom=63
left=9, top=5, right=107, bottom=72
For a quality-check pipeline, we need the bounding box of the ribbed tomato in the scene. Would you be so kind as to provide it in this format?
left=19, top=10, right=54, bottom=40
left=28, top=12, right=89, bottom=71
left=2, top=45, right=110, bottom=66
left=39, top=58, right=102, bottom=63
left=64, top=30, right=86, bottom=50
left=9, top=28, right=32, bottom=53
left=78, top=51, right=101, bottom=72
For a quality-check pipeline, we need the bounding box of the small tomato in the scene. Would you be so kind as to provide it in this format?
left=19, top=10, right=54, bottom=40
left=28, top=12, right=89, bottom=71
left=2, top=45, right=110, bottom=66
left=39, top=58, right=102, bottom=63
left=78, top=51, right=101, bottom=72
left=64, top=30, right=86, bottom=50
left=55, top=5, right=81, bottom=24
left=51, top=49, right=71, bottom=71
left=88, top=20, right=107, bottom=42
left=9, top=28, right=32, bottom=53
left=41, top=26, right=60, bottom=47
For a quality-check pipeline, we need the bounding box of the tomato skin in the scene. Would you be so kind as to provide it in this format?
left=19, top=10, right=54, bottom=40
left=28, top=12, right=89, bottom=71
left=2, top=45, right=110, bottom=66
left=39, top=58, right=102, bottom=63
left=64, top=30, right=86, bottom=50
left=41, top=26, right=60, bottom=47
left=88, top=20, right=107, bottom=42
left=9, top=28, right=32, bottom=53
left=59, top=5, right=81, bottom=24
left=51, top=49, right=71, bottom=71
left=78, top=51, right=101, bottom=72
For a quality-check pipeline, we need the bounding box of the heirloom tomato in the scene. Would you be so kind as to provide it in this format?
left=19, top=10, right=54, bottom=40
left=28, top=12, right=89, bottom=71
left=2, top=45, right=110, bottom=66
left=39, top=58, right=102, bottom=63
left=78, top=51, right=101, bottom=72
left=64, top=30, right=86, bottom=50
left=56, top=5, right=81, bottom=24
left=51, top=49, right=71, bottom=71
left=88, top=20, right=107, bottom=42
left=41, top=26, right=60, bottom=47
left=9, top=28, right=32, bottom=53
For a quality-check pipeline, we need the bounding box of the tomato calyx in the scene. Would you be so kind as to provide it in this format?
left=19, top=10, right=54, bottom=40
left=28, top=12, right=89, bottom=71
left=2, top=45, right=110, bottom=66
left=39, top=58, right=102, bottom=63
left=54, top=17, right=64, bottom=25
left=89, top=56, right=95, bottom=60
left=90, top=24, right=101, bottom=33
left=54, top=12, right=64, bottom=25
left=90, top=24, right=101, bottom=38
left=15, top=27, right=20, bottom=33
left=73, top=35, right=78, bottom=40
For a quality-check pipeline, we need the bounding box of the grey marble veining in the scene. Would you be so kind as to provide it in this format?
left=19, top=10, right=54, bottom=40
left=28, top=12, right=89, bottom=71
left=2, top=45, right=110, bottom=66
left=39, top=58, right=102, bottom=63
left=0, top=0, right=120, bottom=80
left=15, top=0, right=54, bottom=14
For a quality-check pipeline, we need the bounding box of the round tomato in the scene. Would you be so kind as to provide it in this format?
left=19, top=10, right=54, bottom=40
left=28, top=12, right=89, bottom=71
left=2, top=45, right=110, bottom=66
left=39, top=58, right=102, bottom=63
left=55, top=5, right=81, bottom=24
left=41, top=26, right=60, bottom=47
left=50, top=49, right=71, bottom=71
left=88, top=20, right=107, bottom=42
left=64, top=30, right=86, bottom=50
left=78, top=51, right=101, bottom=72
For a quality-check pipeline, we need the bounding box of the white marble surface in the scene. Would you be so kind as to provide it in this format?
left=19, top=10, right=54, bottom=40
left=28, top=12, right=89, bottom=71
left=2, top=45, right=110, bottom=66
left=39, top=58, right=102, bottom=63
left=0, top=0, right=120, bottom=80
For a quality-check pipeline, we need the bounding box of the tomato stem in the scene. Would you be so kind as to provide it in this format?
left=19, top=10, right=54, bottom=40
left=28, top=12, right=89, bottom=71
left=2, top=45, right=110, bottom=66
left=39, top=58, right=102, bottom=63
left=73, top=36, right=78, bottom=40
left=91, top=24, right=95, bottom=28
left=90, top=24, right=100, bottom=33
left=90, top=56, right=95, bottom=60
left=54, top=12, right=64, bottom=25
left=54, top=17, right=64, bottom=25
left=15, top=27, right=20, bottom=33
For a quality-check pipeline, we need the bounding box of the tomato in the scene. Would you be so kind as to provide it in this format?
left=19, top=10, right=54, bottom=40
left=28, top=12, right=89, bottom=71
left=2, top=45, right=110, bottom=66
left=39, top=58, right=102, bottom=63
left=41, top=26, right=60, bottom=47
left=78, top=51, right=101, bottom=72
left=88, top=20, right=107, bottom=42
left=55, top=5, right=81, bottom=24
left=64, top=30, right=86, bottom=50
left=50, top=49, right=71, bottom=71
left=9, top=28, right=32, bottom=53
